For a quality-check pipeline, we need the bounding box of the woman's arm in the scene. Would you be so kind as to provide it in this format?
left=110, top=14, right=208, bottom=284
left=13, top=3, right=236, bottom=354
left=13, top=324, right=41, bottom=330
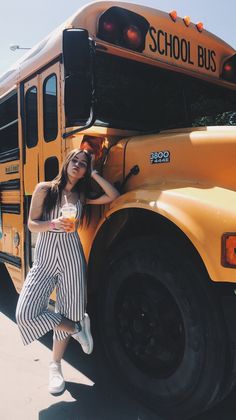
left=28, top=182, right=73, bottom=233
left=86, top=170, right=120, bottom=205
left=27, top=183, right=52, bottom=232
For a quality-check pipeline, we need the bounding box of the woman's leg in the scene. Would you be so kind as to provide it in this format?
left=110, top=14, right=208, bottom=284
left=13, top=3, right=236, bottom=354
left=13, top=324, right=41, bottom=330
left=49, top=337, right=70, bottom=394
left=49, top=331, right=73, bottom=394
left=54, top=317, right=76, bottom=334
left=49, top=329, right=81, bottom=394
left=52, top=336, right=71, bottom=363
left=53, top=233, right=93, bottom=352
left=15, top=268, right=62, bottom=345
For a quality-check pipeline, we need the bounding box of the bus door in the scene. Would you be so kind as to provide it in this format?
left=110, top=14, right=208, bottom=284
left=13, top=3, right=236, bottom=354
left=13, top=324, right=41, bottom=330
left=22, top=75, right=41, bottom=271
left=39, top=63, right=62, bottom=184
left=22, top=63, right=62, bottom=270
left=23, top=75, right=41, bottom=195
left=23, top=62, right=62, bottom=194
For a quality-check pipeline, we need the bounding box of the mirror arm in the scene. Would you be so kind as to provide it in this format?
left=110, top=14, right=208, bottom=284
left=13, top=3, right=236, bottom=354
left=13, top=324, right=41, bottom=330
left=62, top=98, right=96, bottom=139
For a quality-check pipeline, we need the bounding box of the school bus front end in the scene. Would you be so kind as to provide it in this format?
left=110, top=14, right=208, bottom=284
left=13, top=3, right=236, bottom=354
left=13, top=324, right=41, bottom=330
left=90, top=127, right=236, bottom=419
left=2, top=2, right=236, bottom=419
left=111, top=127, right=236, bottom=282
left=76, top=4, right=236, bottom=419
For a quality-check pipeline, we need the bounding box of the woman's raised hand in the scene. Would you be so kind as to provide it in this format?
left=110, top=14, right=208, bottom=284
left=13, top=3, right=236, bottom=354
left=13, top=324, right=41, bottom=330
left=90, top=154, right=96, bottom=173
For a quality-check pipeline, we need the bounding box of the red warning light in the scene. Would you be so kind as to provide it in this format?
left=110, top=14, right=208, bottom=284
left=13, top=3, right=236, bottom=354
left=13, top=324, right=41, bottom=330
left=101, top=20, right=118, bottom=42
left=97, top=6, right=149, bottom=52
left=224, top=63, right=233, bottom=72
left=103, top=21, right=115, bottom=32
left=221, top=56, right=236, bottom=83
left=123, top=25, right=142, bottom=50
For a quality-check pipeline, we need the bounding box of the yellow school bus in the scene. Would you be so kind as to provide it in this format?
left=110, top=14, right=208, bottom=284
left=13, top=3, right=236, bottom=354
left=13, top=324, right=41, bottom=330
left=1, top=1, right=236, bottom=417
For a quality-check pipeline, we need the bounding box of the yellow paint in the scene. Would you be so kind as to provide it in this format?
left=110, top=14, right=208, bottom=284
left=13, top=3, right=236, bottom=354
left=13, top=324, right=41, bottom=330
left=104, top=185, right=236, bottom=282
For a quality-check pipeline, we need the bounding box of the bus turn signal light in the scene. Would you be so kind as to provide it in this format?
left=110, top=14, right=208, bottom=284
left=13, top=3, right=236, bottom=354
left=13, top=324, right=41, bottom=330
left=222, top=233, right=236, bottom=268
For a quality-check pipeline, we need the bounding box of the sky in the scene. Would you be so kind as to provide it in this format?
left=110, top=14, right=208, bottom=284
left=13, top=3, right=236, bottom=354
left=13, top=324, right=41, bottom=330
left=0, top=0, right=236, bottom=75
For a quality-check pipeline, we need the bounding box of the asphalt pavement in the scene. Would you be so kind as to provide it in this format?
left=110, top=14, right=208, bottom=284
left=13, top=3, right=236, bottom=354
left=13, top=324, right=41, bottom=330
left=1, top=273, right=236, bottom=420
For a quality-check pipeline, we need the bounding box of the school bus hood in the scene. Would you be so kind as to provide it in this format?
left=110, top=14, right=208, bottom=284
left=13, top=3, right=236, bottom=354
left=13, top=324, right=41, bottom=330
left=123, top=126, right=236, bottom=191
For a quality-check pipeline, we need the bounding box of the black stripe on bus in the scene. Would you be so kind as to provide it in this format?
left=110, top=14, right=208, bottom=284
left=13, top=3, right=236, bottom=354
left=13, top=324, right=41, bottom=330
left=0, top=148, right=20, bottom=163
left=0, top=179, right=20, bottom=190
left=24, top=195, right=32, bottom=270
left=20, top=83, right=26, bottom=164
left=0, top=252, right=21, bottom=268
left=0, top=89, right=17, bottom=105
left=1, top=204, right=20, bottom=214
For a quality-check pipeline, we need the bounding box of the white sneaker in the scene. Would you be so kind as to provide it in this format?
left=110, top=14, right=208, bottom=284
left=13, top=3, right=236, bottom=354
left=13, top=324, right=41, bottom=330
left=72, top=313, right=93, bottom=354
left=48, top=361, right=65, bottom=394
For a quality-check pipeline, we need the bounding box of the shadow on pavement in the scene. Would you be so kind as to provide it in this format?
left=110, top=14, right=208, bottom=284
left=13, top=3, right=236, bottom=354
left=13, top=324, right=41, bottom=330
left=1, top=267, right=236, bottom=420
left=38, top=381, right=149, bottom=420
left=0, top=267, right=18, bottom=320
left=0, top=268, right=158, bottom=420
left=37, top=303, right=158, bottom=420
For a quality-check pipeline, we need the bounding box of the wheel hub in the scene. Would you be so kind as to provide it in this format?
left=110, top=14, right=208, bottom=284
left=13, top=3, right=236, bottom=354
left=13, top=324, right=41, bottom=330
left=115, top=274, right=185, bottom=378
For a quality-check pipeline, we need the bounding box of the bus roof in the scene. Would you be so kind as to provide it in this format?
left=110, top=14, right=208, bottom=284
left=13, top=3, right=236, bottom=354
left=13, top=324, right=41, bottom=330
left=0, top=1, right=235, bottom=98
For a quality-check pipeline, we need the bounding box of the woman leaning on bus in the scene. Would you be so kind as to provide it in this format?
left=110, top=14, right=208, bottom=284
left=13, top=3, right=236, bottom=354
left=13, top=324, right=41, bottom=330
left=15, top=147, right=120, bottom=394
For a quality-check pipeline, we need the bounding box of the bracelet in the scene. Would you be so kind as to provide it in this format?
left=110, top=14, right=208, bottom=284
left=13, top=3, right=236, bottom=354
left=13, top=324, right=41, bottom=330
left=49, top=220, right=56, bottom=230
left=91, top=170, right=98, bottom=177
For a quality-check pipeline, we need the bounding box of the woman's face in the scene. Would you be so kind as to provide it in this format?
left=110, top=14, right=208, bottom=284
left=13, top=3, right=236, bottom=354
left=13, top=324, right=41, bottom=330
left=67, top=152, right=89, bottom=181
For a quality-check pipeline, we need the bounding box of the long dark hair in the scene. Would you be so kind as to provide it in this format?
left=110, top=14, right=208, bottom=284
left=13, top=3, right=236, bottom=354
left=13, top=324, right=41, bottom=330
left=43, top=149, right=92, bottom=226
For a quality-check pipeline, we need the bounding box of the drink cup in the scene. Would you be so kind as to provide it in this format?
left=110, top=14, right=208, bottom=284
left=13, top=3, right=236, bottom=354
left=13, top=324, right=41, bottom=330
left=61, top=203, right=77, bottom=232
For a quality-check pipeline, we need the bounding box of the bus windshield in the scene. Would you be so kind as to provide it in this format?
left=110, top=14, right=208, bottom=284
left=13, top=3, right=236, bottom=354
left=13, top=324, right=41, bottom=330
left=94, top=52, right=236, bottom=131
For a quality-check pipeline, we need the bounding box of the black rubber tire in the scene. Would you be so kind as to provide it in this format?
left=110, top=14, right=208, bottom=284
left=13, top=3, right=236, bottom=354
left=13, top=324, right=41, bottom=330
left=98, top=236, right=227, bottom=420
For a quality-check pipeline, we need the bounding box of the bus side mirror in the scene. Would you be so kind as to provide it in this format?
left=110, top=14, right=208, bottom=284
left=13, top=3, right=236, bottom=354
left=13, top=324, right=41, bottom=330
left=63, top=29, right=94, bottom=127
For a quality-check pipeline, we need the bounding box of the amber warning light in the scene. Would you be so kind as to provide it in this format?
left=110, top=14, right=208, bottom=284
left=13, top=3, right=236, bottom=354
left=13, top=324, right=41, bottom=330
left=196, top=22, right=204, bottom=32
left=97, top=6, right=149, bottom=52
left=183, top=16, right=191, bottom=27
left=169, top=10, right=177, bottom=22
left=222, top=233, right=236, bottom=268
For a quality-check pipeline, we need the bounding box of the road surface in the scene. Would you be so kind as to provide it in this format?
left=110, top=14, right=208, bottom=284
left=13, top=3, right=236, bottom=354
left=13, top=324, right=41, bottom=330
left=0, top=272, right=236, bottom=420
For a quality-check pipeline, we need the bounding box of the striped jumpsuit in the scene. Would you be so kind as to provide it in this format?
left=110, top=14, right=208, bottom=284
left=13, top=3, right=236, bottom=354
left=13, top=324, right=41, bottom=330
left=15, top=199, right=87, bottom=345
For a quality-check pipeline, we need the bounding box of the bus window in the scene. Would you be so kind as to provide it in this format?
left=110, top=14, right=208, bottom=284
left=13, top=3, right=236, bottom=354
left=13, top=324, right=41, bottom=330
left=0, top=92, right=18, bottom=153
left=43, top=74, right=58, bottom=142
left=94, top=52, right=236, bottom=131
left=44, top=156, right=59, bottom=181
left=185, top=78, right=236, bottom=127
left=95, top=52, right=187, bottom=131
left=25, top=86, right=38, bottom=148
